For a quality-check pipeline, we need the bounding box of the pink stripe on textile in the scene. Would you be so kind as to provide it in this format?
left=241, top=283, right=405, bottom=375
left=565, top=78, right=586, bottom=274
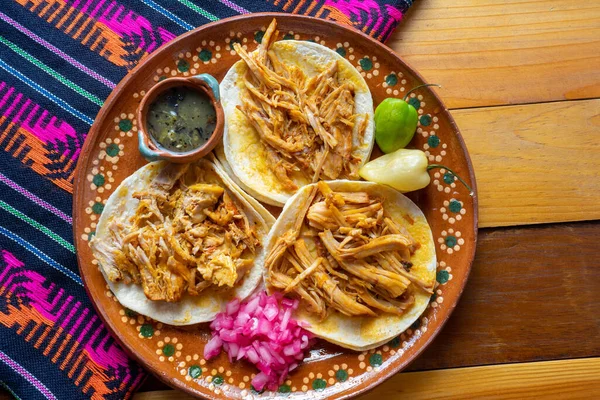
left=62, top=302, right=82, bottom=332
left=85, top=330, right=131, bottom=370
left=0, top=83, right=86, bottom=161
left=0, top=84, right=13, bottom=109
left=12, top=98, right=31, bottom=123
left=21, top=110, right=81, bottom=157
left=382, top=4, right=403, bottom=38
left=218, top=0, right=250, bottom=14
left=0, top=350, right=58, bottom=400
left=91, top=0, right=108, bottom=16
left=3, top=93, right=21, bottom=118
left=0, top=172, right=72, bottom=224
left=69, top=307, right=90, bottom=336
left=63, top=0, right=176, bottom=53
left=130, top=371, right=146, bottom=394
left=0, top=11, right=115, bottom=88
left=2, top=251, right=133, bottom=371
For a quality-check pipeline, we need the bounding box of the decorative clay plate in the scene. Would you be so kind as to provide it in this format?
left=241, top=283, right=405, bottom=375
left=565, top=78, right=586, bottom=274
left=73, top=13, right=478, bottom=400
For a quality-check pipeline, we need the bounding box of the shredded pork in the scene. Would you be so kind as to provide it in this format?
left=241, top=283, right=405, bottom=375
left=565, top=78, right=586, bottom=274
left=265, top=181, right=433, bottom=319
left=104, top=164, right=260, bottom=302
left=234, top=19, right=368, bottom=191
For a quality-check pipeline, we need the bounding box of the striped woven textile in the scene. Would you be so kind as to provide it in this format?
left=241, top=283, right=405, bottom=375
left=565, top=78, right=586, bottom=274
left=0, top=1, right=413, bottom=399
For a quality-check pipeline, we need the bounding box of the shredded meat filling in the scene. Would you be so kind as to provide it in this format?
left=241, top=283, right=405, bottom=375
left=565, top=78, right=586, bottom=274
left=234, top=19, right=368, bottom=191
left=107, top=164, right=260, bottom=302
left=265, top=181, right=433, bottom=320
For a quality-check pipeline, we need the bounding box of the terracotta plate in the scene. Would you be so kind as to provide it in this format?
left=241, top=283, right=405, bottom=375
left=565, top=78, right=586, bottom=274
left=73, top=13, right=478, bottom=400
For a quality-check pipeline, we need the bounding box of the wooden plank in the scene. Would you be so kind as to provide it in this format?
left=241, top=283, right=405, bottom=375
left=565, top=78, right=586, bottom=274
left=387, top=0, right=600, bottom=108
left=407, top=221, right=600, bottom=371
left=454, top=98, right=600, bottom=227
left=133, top=358, right=600, bottom=399
left=362, top=358, right=600, bottom=400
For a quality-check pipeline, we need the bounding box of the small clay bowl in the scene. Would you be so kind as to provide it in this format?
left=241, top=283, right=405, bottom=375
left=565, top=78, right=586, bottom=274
left=136, top=73, right=223, bottom=163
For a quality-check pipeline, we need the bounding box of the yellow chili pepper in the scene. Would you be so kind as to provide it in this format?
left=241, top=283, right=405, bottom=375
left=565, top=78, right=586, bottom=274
left=359, top=148, right=473, bottom=194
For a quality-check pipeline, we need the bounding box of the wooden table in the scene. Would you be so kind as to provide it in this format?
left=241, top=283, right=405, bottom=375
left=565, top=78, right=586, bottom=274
left=1, top=2, right=596, bottom=400
left=134, top=1, right=600, bottom=398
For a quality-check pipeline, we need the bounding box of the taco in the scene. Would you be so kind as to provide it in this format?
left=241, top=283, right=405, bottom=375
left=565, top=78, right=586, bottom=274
left=219, top=19, right=375, bottom=206
left=90, top=158, right=274, bottom=325
left=263, top=180, right=436, bottom=350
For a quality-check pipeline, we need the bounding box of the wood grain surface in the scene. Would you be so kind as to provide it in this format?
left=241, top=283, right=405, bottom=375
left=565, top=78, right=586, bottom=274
left=362, top=358, right=600, bottom=400
left=407, top=221, right=600, bottom=371
left=387, top=0, right=600, bottom=109
left=454, top=98, right=600, bottom=227
left=132, top=358, right=600, bottom=400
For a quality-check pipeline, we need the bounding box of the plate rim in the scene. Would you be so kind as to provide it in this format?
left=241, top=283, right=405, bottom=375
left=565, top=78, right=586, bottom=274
left=73, top=11, right=479, bottom=400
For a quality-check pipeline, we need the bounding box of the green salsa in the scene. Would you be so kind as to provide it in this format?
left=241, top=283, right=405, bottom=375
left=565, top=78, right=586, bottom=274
left=146, top=86, right=216, bottom=152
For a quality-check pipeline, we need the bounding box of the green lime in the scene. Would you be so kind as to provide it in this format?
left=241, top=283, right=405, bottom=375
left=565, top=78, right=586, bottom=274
left=374, top=98, right=418, bottom=153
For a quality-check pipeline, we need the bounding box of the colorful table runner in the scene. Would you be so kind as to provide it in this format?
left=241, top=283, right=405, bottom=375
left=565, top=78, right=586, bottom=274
left=0, top=1, right=413, bottom=398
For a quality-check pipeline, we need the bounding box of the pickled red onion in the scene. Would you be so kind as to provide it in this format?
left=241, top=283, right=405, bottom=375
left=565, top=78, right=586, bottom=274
left=204, top=291, right=314, bottom=391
